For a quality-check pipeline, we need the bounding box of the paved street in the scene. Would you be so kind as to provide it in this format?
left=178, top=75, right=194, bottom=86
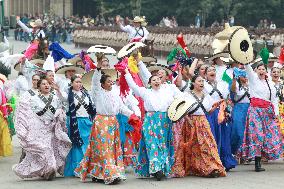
left=1, top=38, right=284, bottom=189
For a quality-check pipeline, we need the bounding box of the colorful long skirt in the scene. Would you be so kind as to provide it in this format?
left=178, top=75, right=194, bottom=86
left=231, top=103, right=249, bottom=155
left=12, top=100, right=71, bottom=179
left=116, top=114, right=138, bottom=168
left=135, top=112, right=174, bottom=177
left=74, top=115, right=126, bottom=184
left=238, top=105, right=283, bottom=160
left=171, top=115, right=226, bottom=177
left=207, top=108, right=237, bottom=170
left=0, top=112, right=12, bottom=157
left=64, top=117, right=93, bottom=176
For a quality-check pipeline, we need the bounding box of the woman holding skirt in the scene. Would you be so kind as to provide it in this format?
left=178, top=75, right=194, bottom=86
left=63, top=75, right=95, bottom=176
left=204, top=66, right=237, bottom=171
left=238, top=63, right=283, bottom=172
left=12, top=78, right=71, bottom=180
left=171, top=75, right=226, bottom=178
left=74, top=65, right=137, bottom=185
left=125, top=68, right=182, bottom=181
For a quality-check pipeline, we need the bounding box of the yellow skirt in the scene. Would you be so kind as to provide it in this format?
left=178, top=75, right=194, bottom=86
left=0, top=112, right=13, bottom=157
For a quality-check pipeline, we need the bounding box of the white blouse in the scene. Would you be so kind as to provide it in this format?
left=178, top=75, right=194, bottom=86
left=120, top=25, right=149, bottom=42
left=125, top=73, right=182, bottom=112
left=91, top=69, right=133, bottom=117
left=232, top=82, right=250, bottom=104
left=245, top=65, right=278, bottom=115
left=20, top=88, right=39, bottom=102
left=204, top=80, right=229, bottom=104
left=30, top=93, right=62, bottom=121
left=182, top=92, right=214, bottom=115
left=215, top=65, right=227, bottom=82
left=69, top=90, right=91, bottom=118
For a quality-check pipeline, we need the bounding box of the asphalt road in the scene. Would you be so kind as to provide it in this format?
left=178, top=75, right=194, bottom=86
left=1, top=38, right=284, bottom=189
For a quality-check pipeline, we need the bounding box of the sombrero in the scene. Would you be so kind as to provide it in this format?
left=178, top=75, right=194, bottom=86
left=67, top=56, right=82, bottom=66
left=227, top=27, right=254, bottom=65
left=147, top=63, right=172, bottom=75
left=30, top=19, right=43, bottom=28
left=141, top=56, right=157, bottom=64
left=81, top=68, right=119, bottom=91
left=14, top=59, right=45, bottom=71
left=215, top=23, right=242, bottom=40
left=168, top=97, right=197, bottom=122
left=206, top=49, right=229, bottom=62
left=268, top=53, right=278, bottom=62
left=132, top=16, right=147, bottom=26
left=55, top=64, right=85, bottom=75
left=87, top=45, right=116, bottom=54
left=117, top=42, right=146, bottom=59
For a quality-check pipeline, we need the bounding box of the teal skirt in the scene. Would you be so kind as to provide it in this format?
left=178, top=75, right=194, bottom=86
left=135, top=112, right=174, bottom=177
left=64, top=117, right=93, bottom=176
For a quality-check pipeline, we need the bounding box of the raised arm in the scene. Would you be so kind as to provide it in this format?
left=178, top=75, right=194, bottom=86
left=244, top=64, right=257, bottom=83
left=17, top=17, right=32, bottom=34
left=138, top=61, right=151, bottom=86
left=125, top=69, right=147, bottom=98
left=91, top=69, right=102, bottom=99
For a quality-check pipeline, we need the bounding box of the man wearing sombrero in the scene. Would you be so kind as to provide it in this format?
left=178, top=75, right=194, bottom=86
left=116, top=15, right=149, bottom=42
left=16, top=16, right=45, bottom=41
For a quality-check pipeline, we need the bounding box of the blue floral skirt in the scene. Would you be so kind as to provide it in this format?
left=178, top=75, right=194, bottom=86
left=135, top=112, right=174, bottom=177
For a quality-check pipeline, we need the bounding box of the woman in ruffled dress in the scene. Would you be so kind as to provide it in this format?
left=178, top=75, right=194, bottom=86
left=63, top=75, right=95, bottom=176
left=125, top=68, right=182, bottom=181
left=74, top=62, right=138, bottom=185
left=171, top=75, right=226, bottom=178
left=230, top=67, right=250, bottom=155
left=12, top=78, right=71, bottom=180
left=238, top=63, right=283, bottom=172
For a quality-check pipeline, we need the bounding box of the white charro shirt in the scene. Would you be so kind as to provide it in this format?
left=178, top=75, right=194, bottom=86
left=91, top=69, right=133, bottom=117
left=182, top=92, right=214, bottom=115
left=119, top=24, right=149, bottom=42
left=245, top=64, right=278, bottom=115
left=125, top=72, right=182, bottom=112
left=204, top=80, right=230, bottom=104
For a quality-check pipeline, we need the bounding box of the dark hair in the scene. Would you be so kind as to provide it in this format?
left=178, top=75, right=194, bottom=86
left=32, top=74, right=40, bottom=79
left=190, top=74, right=201, bottom=90
left=71, top=75, right=81, bottom=83
left=256, top=63, right=267, bottom=71
left=205, top=65, right=215, bottom=74
left=18, top=72, right=23, bottom=76
left=148, top=75, right=158, bottom=84
left=100, top=74, right=111, bottom=84
left=271, top=67, right=280, bottom=72
left=37, top=78, right=48, bottom=89
left=195, top=64, right=208, bottom=75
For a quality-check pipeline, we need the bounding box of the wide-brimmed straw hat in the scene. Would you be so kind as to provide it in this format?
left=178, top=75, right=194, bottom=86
left=55, top=64, right=85, bottom=75
left=30, top=19, right=43, bottom=28
left=87, top=45, right=116, bottom=54
left=14, top=59, right=45, bottom=71
left=117, top=42, right=146, bottom=59
left=81, top=68, right=119, bottom=91
left=147, top=63, right=172, bottom=75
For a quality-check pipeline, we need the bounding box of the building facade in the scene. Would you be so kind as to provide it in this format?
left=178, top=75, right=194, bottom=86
left=3, top=0, right=73, bottom=17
